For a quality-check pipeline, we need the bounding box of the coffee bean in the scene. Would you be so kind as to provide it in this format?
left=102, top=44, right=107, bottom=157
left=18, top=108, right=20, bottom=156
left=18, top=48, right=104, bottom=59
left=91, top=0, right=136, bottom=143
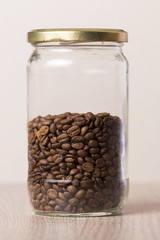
left=59, top=192, right=67, bottom=201
left=71, top=143, right=84, bottom=150
left=48, top=200, right=55, bottom=206
left=82, top=163, right=94, bottom=172
left=84, top=132, right=95, bottom=140
left=108, top=136, right=117, bottom=144
left=61, top=143, right=71, bottom=150
left=50, top=123, right=56, bottom=133
left=55, top=198, right=67, bottom=207
left=28, top=112, right=125, bottom=214
left=108, top=167, right=116, bottom=176
left=52, top=143, right=61, bottom=149
left=93, top=167, right=101, bottom=177
left=96, top=158, right=106, bottom=168
left=75, top=189, right=85, bottom=199
left=74, top=173, right=83, bottom=179
left=70, top=169, right=79, bottom=175
left=102, top=153, right=111, bottom=161
left=39, top=159, right=48, bottom=165
left=39, top=126, right=49, bottom=135
left=72, top=136, right=84, bottom=142
left=28, top=132, right=35, bottom=144
left=81, top=126, right=88, bottom=136
left=103, top=201, right=113, bottom=209
left=64, top=204, right=72, bottom=212
left=60, top=118, right=73, bottom=125
left=90, top=148, right=100, bottom=154
left=56, top=149, right=67, bottom=155
left=58, top=134, right=70, bottom=144
left=72, top=179, right=80, bottom=187
left=54, top=205, right=62, bottom=211
left=52, top=154, right=63, bottom=164
left=69, top=198, right=79, bottom=207
left=41, top=136, right=49, bottom=146
left=89, top=199, right=98, bottom=208
left=77, top=150, right=88, bottom=157
left=64, top=192, right=73, bottom=199
left=69, top=149, right=77, bottom=155
left=103, top=188, right=112, bottom=195
left=81, top=179, right=93, bottom=188
left=77, top=157, right=84, bottom=165
left=67, top=185, right=77, bottom=194
left=65, top=157, right=75, bottom=163
left=88, top=140, right=99, bottom=148
left=85, top=157, right=95, bottom=164
left=67, top=125, right=80, bottom=137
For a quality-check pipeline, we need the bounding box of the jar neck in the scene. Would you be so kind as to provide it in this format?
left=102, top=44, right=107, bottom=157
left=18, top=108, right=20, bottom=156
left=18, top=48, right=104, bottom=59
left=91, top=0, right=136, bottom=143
left=33, top=41, right=123, bottom=49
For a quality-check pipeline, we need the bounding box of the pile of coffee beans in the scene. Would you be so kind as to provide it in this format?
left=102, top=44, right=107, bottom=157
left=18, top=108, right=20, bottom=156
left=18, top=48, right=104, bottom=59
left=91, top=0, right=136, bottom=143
left=28, top=112, right=126, bottom=213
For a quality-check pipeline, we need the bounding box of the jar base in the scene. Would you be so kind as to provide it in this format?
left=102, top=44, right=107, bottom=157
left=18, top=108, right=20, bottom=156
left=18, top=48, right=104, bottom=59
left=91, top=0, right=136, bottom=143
left=34, top=206, right=123, bottom=217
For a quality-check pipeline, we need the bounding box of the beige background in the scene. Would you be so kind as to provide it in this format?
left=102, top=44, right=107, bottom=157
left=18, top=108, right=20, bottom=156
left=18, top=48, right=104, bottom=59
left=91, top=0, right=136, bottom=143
left=0, top=0, right=160, bottom=183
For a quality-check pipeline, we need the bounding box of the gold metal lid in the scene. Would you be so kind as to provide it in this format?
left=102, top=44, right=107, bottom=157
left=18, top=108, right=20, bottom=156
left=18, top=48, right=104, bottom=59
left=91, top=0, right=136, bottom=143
left=28, top=28, right=128, bottom=43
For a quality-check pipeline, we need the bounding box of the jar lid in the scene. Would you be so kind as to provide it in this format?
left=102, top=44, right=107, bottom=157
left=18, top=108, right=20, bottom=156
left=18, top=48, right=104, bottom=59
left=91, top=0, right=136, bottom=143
left=28, top=28, right=128, bottom=43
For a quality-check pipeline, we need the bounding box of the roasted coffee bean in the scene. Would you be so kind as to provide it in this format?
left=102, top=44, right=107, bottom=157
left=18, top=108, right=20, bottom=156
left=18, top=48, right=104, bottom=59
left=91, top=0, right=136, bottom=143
left=72, top=179, right=80, bottom=187
left=64, top=204, right=72, bottom=212
left=67, top=163, right=76, bottom=169
left=60, top=118, right=73, bottom=125
left=86, top=189, right=95, bottom=199
left=61, top=143, right=71, bottom=150
left=75, top=189, right=85, bottom=199
left=58, top=134, right=70, bottom=144
left=77, top=150, right=88, bottom=157
left=28, top=112, right=125, bottom=214
left=81, top=126, right=89, bottom=136
left=84, top=132, right=95, bottom=140
left=52, top=143, right=61, bottom=149
left=93, top=167, right=101, bottom=177
left=82, top=163, right=94, bottom=172
left=59, top=192, right=67, bottom=201
left=108, top=167, right=116, bottom=176
left=38, top=126, right=49, bottom=135
left=88, top=140, right=99, bottom=148
left=74, top=173, right=83, bottom=179
left=52, top=154, right=63, bottom=164
left=70, top=169, right=79, bottom=175
left=96, top=158, right=106, bottom=168
left=77, top=157, right=84, bottom=165
left=69, top=198, right=79, bottom=207
left=55, top=198, right=67, bottom=207
left=72, top=136, right=84, bottom=143
left=108, top=136, right=117, bottom=144
left=67, top=125, right=80, bottom=137
left=50, top=123, right=56, bottom=133
left=50, top=137, right=57, bottom=144
left=71, top=143, right=84, bottom=150
left=41, top=120, right=52, bottom=126
left=28, top=132, right=35, bottom=144
left=67, top=185, right=77, bottom=194
left=54, top=205, right=63, bottom=211
left=56, top=149, right=67, bottom=156
left=90, top=148, right=100, bottom=154
left=85, top=157, right=95, bottom=164
left=44, top=205, right=54, bottom=211
left=81, top=179, right=93, bottom=188
left=65, top=157, right=75, bottom=163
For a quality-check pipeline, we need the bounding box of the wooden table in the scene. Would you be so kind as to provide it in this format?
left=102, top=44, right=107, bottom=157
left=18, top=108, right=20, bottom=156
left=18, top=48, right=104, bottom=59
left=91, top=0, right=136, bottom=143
left=0, top=183, right=160, bottom=240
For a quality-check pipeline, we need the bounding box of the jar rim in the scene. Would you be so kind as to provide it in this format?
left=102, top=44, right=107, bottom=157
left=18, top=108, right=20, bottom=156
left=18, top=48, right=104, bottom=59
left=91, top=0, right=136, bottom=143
left=28, top=28, right=128, bottom=43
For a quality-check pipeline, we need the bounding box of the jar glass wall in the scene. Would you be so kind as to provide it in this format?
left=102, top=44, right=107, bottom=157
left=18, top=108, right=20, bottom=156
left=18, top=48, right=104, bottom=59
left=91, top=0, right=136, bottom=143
left=27, top=29, right=128, bottom=216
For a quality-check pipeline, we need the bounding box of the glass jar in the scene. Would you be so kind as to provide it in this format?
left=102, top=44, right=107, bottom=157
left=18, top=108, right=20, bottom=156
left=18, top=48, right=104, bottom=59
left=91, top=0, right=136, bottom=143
left=27, top=29, right=129, bottom=216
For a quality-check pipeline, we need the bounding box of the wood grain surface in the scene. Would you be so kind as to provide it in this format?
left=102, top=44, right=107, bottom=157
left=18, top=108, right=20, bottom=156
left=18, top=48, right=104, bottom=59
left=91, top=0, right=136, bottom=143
left=0, top=183, right=160, bottom=240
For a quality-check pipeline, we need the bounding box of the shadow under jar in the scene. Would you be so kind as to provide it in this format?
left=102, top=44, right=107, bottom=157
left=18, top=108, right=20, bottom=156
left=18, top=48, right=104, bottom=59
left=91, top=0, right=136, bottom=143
left=27, top=28, right=129, bottom=216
